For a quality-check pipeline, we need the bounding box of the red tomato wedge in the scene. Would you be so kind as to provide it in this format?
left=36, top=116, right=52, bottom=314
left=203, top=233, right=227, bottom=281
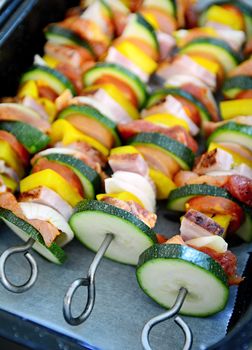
left=112, top=11, right=128, bottom=36
left=156, top=233, right=168, bottom=244
left=244, top=38, right=252, bottom=56
left=65, top=114, right=114, bottom=149
left=95, top=75, right=138, bottom=107
left=37, top=85, right=59, bottom=101
left=134, top=144, right=180, bottom=178
left=45, top=42, right=94, bottom=68
left=236, top=90, right=252, bottom=99
left=224, top=175, right=252, bottom=207
left=140, top=7, right=177, bottom=34
left=228, top=59, right=252, bottom=78
left=193, top=246, right=243, bottom=285
left=32, top=158, right=84, bottom=197
left=56, top=62, right=84, bottom=95
left=114, top=37, right=159, bottom=61
left=0, top=130, right=30, bottom=166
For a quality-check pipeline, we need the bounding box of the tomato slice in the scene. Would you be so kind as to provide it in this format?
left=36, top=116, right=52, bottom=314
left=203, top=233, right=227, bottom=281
left=140, top=7, right=177, bottom=34
left=95, top=75, right=138, bottom=107
left=134, top=144, right=180, bottom=178
left=236, top=90, right=252, bottom=99
left=228, top=59, right=252, bottom=78
left=186, top=195, right=244, bottom=233
left=224, top=175, right=252, bottom=207
left=194, top=246, right=242, bottom=285
left=244, top=38, right=252, bottom=56
left=0, top=130, right=30, bottom=166
left=156, top=233, right=167, bottom=244
left=66, top=114, right=114, bottom=149
left=55, top=62, right=83, bottom=95
left=32, top=158, right=84, bottom=197
left=37, top=85, right=58, bottom=101
left=114, top=37, right=158, bottom=61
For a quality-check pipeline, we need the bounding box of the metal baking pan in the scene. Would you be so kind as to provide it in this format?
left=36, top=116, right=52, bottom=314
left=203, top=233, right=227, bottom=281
left=0, top=1, right=252, bottom=349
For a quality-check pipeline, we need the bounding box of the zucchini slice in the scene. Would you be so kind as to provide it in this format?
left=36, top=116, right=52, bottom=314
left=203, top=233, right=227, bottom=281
left=41, top=153, right=101, bottom=199
left=0, top=208, right=66, bottom=264
left=235, top=1, right=252, bottom=38
left=21, top=65, right=76, bottom=96
left=222, top=75, right=252, bottom=99
left=207, top=122, right=252, bottom=152
left=146, top=87, right=211, bottom=122
left=136, top=244, right=229, bottom=317
left=58, top=104, right=121, bottom=147
left=180, top=37, right=242, bottom=73
left=236, top=210, right=252, bottom=242
left=69, top=199, right=157, bottom=265
left=167, top=184, right=232, bottom=211
left=122, top=13, right=159, bottom=54
left=45, top=24, right=94, bottom=57
left=129, top=132, right=195, bottom=170
left=83, top=62, right=148, bottom=109
left=0, top=121, right=50, bottom=154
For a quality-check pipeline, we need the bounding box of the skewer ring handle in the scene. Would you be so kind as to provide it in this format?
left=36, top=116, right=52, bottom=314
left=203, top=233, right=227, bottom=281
left=63, top=277, right=95, bottom=326
left=0, top=238, right=38, bottom=293
left=63, top=233, right=114, bottom=326
left=142, top=287, right=193, bottom=350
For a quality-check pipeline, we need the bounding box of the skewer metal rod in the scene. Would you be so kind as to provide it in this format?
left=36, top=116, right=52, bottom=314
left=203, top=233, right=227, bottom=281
left=142, top=287, right=193, bottom=350
left=63, top=233, right=114, bottom=325
left=0, top=237, right=38, bottom=293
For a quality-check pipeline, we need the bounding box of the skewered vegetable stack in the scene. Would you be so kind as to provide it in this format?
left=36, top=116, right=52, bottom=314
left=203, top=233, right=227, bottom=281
left=0, top=0, right=251, bottom=319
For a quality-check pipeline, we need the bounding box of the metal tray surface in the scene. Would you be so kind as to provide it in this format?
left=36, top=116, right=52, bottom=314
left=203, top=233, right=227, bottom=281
left=0, top=204, right=251, bottom=350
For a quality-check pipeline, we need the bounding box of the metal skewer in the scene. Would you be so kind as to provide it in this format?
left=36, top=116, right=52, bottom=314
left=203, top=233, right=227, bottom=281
left=0, top=237, right=38, bottom=293
left=142, top=287, right=193, bottom=350
left=63, top=233, right=114, bottom=325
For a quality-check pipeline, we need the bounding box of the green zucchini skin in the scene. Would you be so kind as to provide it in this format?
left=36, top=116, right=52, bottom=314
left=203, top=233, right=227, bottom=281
left=45, top=24, right=94, bottom=56
left=134, top=13, right=159, bottom=50
left=167, top=184, right=232, bottom=211
left=0, top=208, right=66, bottom=264
left=83, top=62, right=148, bottom=109
left=137, top=244, right=229, bottom=317
left=58, top=104, right=121, bottom=146
left=73, top=199, right=157, bottom=243
left=180, top=37, right=242, bottom=65
left=70, top=199, right=157, bottom=265
left=207, top=122, right=252, bottom=151
left=129, top=132, right=195, bottom=170
left=21, top=65, right=77, bottom=96
left=146, top=87, right=212, bottom=121
left=0, top=121, right=50, bottom=154
left=180, top=37, right=243, bottom=72
left=138, top=244, right=228, bottom=285
left=236, top=211, right=252, bottom=242
left=222, top=75, right=252, bottom=98
left=42, top=153, right=101, bottom=199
